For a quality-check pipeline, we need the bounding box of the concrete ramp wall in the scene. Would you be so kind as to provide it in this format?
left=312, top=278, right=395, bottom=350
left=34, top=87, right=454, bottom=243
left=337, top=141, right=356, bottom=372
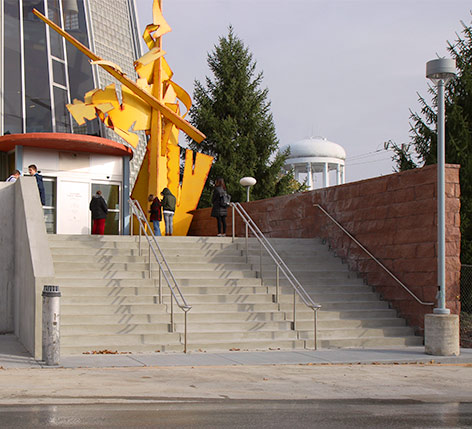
left=0, top=177, right=54, bottom=358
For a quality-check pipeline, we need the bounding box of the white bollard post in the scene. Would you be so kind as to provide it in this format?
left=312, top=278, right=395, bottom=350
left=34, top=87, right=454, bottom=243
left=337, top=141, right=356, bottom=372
left=42, top=285, right=61, bottom=366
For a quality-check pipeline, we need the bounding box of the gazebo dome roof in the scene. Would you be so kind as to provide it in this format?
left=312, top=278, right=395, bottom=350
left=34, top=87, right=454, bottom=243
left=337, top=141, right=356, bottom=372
left=281, top=137, right=346, bottom=160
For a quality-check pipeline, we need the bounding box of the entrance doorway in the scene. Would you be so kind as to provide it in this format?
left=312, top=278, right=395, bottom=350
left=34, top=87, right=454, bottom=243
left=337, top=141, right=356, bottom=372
left=91, top=183, right=120, bottom=235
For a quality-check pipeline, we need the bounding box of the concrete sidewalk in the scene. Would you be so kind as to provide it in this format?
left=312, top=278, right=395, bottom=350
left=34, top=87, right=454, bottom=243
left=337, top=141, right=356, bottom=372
left=2, top=334, right=472, bottom=369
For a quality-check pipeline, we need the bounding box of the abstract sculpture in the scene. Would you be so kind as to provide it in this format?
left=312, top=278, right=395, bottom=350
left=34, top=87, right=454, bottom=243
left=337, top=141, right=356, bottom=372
left=33, top=0, right=213, bottom=235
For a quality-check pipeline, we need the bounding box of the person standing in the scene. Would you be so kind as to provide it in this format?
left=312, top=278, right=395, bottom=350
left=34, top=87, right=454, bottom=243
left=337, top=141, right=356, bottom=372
left=89, top=190, right=108, bottom=235
left=6, top=170, right=20, bottom=183
left=148, top=194, right=162, bottom=236
left=211, top=178, right=228, bottom=237
left=28, top=164, right=45, bottom=205
left=161, top=188, right=176, bottom=236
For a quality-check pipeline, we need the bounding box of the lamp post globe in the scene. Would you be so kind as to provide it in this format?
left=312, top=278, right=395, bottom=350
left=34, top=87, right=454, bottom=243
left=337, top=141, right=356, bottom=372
left=240, top=177, right=257, bottom=202
left=426, top=58, right=456, bottom=315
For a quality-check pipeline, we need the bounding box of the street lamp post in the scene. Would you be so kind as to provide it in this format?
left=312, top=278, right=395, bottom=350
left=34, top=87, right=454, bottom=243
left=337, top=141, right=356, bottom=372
left=240, top=177, right=257, bottom=202
left=426, top=58, right=456, bottom=315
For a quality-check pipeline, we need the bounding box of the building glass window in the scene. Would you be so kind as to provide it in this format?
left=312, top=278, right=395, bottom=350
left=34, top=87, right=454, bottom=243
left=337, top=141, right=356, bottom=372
left=52, top=59, right=66, bottom=86
left=53, top=86, right=71, bottom=132
left=23, top=1, right=52, bottom=132
left=47, top=0, right=65, bottom=59
left=64, top=1, right=97, bottom=135
left=43, top=177, right=57, bottom=233
left=3, top=0, right=23, bottom=134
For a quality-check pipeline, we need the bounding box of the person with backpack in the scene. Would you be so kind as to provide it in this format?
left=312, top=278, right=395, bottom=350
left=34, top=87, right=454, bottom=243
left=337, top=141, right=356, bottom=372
left=211, top=178, right=230, bottom=237
left=161, top=187, right=176, bottom=236
left=148, top=194, right=162, bottom=236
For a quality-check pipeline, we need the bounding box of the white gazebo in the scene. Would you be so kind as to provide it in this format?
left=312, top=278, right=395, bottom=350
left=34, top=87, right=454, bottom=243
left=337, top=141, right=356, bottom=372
left=281, top=137, right=346, bottom=190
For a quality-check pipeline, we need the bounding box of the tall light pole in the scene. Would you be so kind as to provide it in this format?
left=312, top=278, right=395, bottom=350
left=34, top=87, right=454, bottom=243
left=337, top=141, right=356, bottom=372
left=426, top=58, right=456, bottom=315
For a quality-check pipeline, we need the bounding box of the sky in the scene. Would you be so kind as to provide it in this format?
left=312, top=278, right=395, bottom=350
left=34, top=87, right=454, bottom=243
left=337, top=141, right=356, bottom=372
left=135, top=0, right=471, bottom=184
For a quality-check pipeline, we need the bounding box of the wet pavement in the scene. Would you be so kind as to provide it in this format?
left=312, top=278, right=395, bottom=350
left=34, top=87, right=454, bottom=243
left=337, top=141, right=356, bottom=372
left=0, top=399, right=471, bottom=428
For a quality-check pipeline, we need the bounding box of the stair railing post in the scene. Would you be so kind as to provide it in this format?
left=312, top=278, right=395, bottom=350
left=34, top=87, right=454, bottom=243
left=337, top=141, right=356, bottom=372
left=138, top=224, right=142, bottom=256
left=245, top=221, right=249, bottom=263
left=184, top=310, right=188, bottom=353
left=313, top=308, right=318, bottom=351
left=260, top=242, right=263, bottom=286
left=130, top=201, right=133, bottom=236
left=158, top=267, right=162, bottom=304
left=170, top=294, right=174, bottom=332
left=275, top=265, right=279, bottom=303
left=232, top=205, right=235, bottom=243
left=148, top=243, right=152, bottom=279
left=292, top=289, right=296, bottom=329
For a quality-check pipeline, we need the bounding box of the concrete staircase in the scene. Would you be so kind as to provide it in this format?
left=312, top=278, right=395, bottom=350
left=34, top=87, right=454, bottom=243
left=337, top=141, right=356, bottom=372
left=48, top=235, right=422, bottom=355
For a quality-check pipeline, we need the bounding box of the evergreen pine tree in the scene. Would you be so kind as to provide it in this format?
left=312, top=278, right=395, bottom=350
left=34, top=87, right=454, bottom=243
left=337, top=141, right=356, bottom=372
left=385, top=17, right=472, bottom=265
left=187, top=27, right=299, bottom=206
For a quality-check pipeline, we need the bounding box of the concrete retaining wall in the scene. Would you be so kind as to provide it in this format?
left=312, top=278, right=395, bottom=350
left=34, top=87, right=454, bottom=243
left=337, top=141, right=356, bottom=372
left=0, top=177, right=55, bottom=358
left=0, top=183, right=15, bottom=333
left=188, top=165, right=461, bottom=334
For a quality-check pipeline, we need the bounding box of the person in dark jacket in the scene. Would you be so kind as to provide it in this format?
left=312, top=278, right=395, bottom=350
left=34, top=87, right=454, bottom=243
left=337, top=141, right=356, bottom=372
left=161, top=187, right=176, bottom=236
left=211, top=178, right=228, bottom=237
left=28, top=164, right=45, bottom=205
left=148, top=194, right=162, bottom=236
left=89, top=190, right=108, bottom=235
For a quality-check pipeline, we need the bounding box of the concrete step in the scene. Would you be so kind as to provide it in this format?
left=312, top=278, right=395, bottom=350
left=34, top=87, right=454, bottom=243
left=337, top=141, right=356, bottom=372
left=280, top=300, right=390, bottom=312
left=296, top=318, right=406, bottom=330
left=309, top=335, right=423, bottom=349
left=53, top=262, right=257, bottom=272
left=60, top=338, right=306, bottom=355
left=277, top=292, right=380, bottom=303
left=183, top=339, right=306, bottom=352
left=54, top=269, right=259, bottom=280
left=291, top=309, right=400, bottom=321
left=61, top=313, right=172, bottom=325
left=61, top=332, right=181, bottom=347
left=61, top=304, right=169, bottom=315
left=169, top=311, right=287, bottom=323
left=60, top=343, right=184, bottom=355
left=180, top=330, right=299, bottom=342
left=55, top=277, right=264, bottom=287
left=300, top=326, right=416, bottom=340
left=58, top=285, right=277, bottom=297
left=62, top=323, right=171, bottom=335
left=172, top=320, right=294, bottom=333
left=61, top=294, right=276, bottom=305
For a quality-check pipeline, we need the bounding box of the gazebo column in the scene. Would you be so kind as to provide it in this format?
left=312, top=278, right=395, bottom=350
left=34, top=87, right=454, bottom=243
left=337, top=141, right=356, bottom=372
left=322, top=162, right=329, bottom=188
left=306, top=162, right=313, bottom=190
left=336, top=164, right=342, bottom=185
left=293, top=165, right=299, bottom=183
left=340, top=164, right=345, bottom=184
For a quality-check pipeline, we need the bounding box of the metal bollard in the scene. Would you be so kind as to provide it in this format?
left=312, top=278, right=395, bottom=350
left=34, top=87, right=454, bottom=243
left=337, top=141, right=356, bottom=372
left=42, top=285, right=61, bottom=366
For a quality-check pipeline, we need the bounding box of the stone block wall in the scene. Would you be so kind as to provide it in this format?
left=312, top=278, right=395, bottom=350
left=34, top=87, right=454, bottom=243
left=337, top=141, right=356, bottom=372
left=188, top=164, right=461, bottom=334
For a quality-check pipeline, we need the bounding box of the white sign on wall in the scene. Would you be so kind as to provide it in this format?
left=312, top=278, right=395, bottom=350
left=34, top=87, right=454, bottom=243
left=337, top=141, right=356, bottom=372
left=57, top=181, right=90, bottom=234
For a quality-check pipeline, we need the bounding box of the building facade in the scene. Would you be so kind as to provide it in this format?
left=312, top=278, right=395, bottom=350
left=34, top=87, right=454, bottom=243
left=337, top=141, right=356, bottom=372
left=0, top=0, right=146, bottom=233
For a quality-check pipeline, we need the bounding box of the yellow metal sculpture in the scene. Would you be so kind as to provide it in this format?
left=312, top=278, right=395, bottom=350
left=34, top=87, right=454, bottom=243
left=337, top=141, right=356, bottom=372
left=33, top=1, right=213, bottom=236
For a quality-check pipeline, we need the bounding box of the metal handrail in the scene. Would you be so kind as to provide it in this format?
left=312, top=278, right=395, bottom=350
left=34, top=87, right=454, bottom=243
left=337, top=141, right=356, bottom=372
left=314, top=204, right=434, bottom=306
left=129, top=198, right=191, bottom=352
left=230, top=202, right=321, bottom=350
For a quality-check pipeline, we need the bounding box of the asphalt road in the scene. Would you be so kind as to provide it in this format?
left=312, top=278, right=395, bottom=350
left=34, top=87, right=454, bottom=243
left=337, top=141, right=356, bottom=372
left=0, top=399, right=471, bottom=428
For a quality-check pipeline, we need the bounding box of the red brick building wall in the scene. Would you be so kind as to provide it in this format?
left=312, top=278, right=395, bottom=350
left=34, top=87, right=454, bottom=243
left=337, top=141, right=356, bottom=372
left=188, top=164, right=461, bottom=334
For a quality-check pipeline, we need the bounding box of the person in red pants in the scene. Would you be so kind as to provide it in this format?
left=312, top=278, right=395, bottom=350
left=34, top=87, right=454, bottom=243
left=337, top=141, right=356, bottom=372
left=89, top=190, right=108, bottom=234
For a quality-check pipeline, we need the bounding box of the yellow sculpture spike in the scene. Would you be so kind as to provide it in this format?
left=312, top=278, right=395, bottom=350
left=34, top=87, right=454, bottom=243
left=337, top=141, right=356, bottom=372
left=33, top=2, right=213, bottom=236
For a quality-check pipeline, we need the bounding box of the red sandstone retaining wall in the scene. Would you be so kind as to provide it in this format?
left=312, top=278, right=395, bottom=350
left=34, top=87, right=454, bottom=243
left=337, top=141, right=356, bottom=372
left=188, top=164, right=461, bottom=334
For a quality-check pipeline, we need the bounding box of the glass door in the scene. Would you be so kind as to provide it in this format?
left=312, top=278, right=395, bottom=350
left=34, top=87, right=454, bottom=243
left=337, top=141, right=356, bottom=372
left=91, top=183, right=120, bottom=235
left=43, top=177, right=57, bottom=233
